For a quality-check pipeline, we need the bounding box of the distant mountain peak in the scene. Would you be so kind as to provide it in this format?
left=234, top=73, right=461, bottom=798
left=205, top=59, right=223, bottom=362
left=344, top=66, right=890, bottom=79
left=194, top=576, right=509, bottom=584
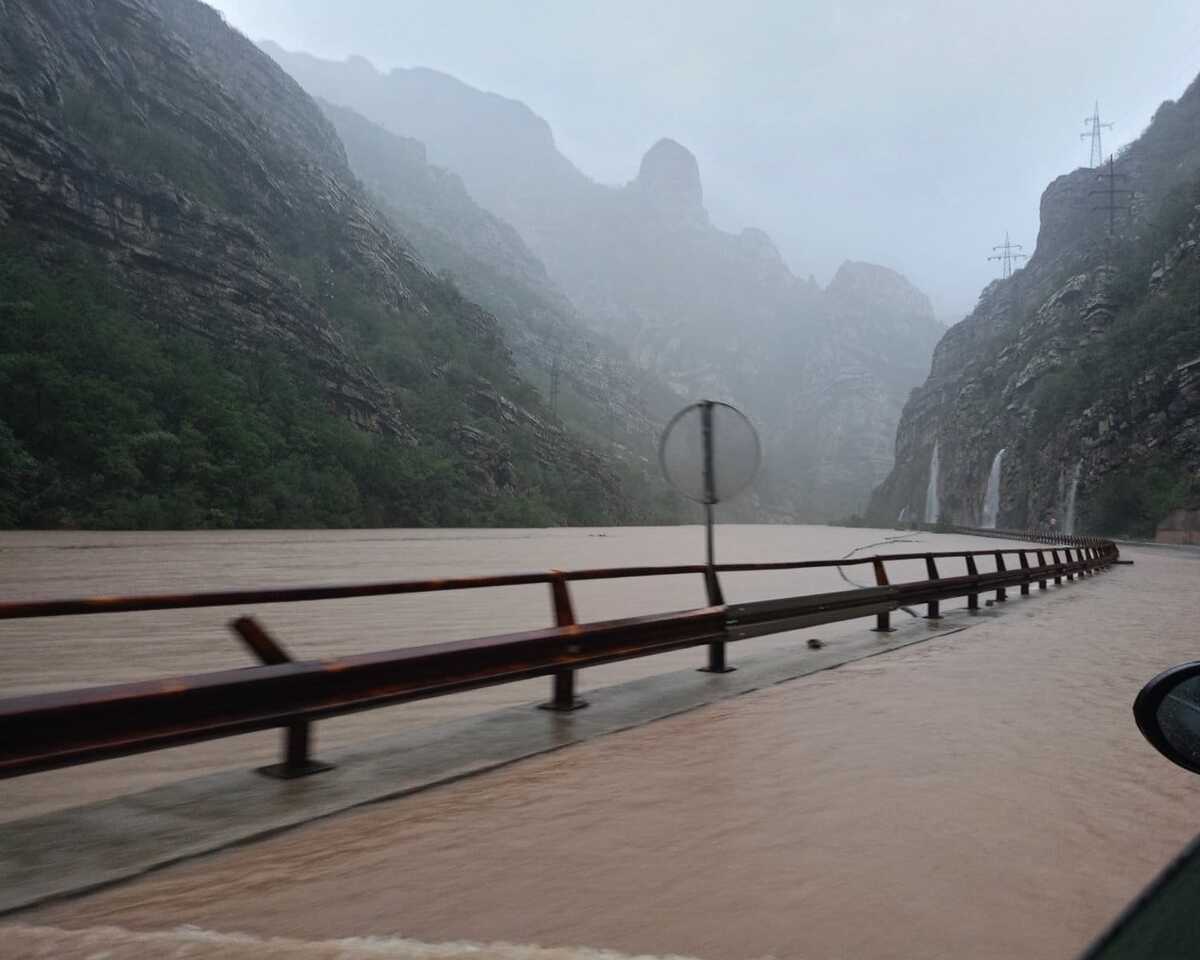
left=738, top=227, right=784, bottom=263
left=829, top=260, right=906, bottom=285
left=826, top=260, right=936, bottom=320
left=343, top=54, right=378, bottom=75
left=633, top=138, right=705, bottom=223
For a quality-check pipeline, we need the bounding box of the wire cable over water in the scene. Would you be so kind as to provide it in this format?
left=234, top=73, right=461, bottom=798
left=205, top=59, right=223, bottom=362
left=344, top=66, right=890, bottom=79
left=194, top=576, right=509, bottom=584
left=835, top=534, right=923, bottom=616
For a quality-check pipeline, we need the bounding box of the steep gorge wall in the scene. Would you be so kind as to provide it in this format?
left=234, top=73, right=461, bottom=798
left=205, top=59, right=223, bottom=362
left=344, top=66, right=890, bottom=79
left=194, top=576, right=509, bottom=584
left=0, top=0, right=640, bottom=525
left=260, top=46, right=945, bottom=519
left=870, top=75, right=1200, bottom=535
left=0, top=0, right=405, bottom=434
left=316, top=100, right=682, bottom=473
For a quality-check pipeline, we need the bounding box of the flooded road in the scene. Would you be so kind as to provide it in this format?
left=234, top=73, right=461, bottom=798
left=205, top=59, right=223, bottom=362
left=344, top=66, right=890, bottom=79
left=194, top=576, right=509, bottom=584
left=1, top=524, right=1015, bottom=821
left=9, top=532, right=1200, bottom=959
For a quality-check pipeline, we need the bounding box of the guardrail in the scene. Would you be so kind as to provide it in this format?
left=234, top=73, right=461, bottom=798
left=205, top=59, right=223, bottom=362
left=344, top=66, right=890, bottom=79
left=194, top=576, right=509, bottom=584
left=0, top=528, right=1118, bottom=781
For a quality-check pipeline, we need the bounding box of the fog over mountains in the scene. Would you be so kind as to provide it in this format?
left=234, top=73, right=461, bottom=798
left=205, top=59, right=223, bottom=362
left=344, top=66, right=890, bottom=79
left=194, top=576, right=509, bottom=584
left=216, top=1, right=1200, bottom=325
left=0, top=0, right=651, bottom=527
left=263, top=44, right=945, bottom=518
left=5, top=0, right=1197, bottom=535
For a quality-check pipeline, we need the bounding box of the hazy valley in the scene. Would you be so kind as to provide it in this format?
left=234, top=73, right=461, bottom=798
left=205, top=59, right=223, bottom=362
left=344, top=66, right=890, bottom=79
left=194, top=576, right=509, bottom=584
left=0, top=0, right=1197, bottom=537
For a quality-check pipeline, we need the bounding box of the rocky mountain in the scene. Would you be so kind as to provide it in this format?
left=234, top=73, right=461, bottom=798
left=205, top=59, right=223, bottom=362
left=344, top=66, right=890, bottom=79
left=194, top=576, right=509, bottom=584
left=260, top=45, right=945, bottom=519
left=314, top=100, right=684, bottom=478
left=257, top=43, right=597, bottom=265
left=0, top=0, right=647, bottom=528
left=869, top=73, right=1200, bottom=537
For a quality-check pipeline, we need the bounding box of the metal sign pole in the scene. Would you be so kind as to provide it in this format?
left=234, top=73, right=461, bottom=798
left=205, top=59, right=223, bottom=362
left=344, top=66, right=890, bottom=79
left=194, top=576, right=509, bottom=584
left=701, top=400, right=716, bottom=569
left=658, top=398, right=759, bottom=671
left=698, top=402, right=727, bottom=674
left=704, top=503, right=715, bottom=573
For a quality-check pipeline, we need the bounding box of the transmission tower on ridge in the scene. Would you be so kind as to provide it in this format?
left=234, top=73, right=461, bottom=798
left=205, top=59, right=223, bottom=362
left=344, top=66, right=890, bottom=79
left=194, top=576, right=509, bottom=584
left=1081, top=101, right=1113, bottom=169
left=988, top=231, right=1026, bottom=279
left=1089, top=155, right=1134, bottom=238
left=1089, top=154, right=1134, bottom=268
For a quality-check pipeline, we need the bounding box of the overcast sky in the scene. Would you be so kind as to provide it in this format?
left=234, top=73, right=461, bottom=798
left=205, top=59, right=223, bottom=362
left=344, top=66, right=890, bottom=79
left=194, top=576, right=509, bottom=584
left=210, top=0, right=1200, bottom=321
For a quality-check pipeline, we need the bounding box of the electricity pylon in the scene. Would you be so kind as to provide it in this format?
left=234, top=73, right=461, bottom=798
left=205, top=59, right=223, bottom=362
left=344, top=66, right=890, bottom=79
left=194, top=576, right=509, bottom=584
left=1088, top=154, right=1134, bottom=268
left=1089, top=155, right=1134, bottom=238
left=988, top=232, right=1026, bottom=279
left=1081, top=102, right=1113, bottom=169
left=549, top=338, right=563, bottom=418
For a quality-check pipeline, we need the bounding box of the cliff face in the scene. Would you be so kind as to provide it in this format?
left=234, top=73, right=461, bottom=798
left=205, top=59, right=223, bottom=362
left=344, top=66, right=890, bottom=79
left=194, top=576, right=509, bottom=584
left=262, top=46, right=945, bottom=519
left=257, top=44, right=599, bottom=264
left=0, top=0, right=404, bottom=434
left=869, top=74, right=1200, bottom=536
left=0, top=0, right=639, bottom=526
left=316, top=100, right=683, bottom=477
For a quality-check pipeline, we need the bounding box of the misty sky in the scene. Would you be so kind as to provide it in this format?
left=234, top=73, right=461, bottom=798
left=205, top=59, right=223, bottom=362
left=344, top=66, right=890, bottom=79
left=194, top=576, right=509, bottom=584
left=210, top=0, right=1200, bottom=321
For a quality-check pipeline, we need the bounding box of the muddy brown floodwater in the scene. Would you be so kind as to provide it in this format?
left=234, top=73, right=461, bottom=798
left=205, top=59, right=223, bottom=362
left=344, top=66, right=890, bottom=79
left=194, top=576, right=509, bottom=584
left=8, top=531, right=1200, bottom=960
left=1, top=524, right=1014, bottom=821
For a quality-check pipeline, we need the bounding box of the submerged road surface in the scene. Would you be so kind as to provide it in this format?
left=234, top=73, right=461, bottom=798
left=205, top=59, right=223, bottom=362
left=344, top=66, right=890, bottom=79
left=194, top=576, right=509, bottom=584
left=15, top=544, right=1200, bottom=959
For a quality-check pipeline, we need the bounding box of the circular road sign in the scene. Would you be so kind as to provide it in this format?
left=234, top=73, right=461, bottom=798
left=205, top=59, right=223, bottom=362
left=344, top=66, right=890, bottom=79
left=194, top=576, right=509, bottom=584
left=659, top=400, right=761, bottom=504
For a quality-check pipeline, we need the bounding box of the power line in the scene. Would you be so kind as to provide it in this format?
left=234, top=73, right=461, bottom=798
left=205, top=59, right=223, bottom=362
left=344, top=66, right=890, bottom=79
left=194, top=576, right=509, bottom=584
left=988, top=231, right=1026, bottom=279
left=1081, top=101, right=1113, bottom=169
left=605, top=355, right=617, bottom=446
left=1088, top=154, right=1134, bottom=238
left=548, top=336, right=563, bottom=419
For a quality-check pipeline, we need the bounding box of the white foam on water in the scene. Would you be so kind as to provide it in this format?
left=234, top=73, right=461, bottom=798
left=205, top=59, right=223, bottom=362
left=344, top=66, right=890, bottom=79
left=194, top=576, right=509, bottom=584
left=2, top=925, right=720, bottom=960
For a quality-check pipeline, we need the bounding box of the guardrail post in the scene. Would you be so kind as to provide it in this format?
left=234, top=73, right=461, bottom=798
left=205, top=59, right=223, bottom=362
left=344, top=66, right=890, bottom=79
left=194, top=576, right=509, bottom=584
left=1036, top=550, right=1048, bottom=590
left=924, top=555, right=942, bottom=620
left=994, top=552, right=1008, bottom=602
left=540, top=574, right=588, bottom=711
left=965, top=555, right=980, bottom=611
left=1051, top=549, right=1063, bottom=585
left=699, top=567, right=734, bottom=673
left=1064, top=548, right=1076, bottom=581
left=230, top=616, right=333, bottom=779
left=1018, top=551, right=1031, bottom=596
left=871, top=557, right=894, bottom=632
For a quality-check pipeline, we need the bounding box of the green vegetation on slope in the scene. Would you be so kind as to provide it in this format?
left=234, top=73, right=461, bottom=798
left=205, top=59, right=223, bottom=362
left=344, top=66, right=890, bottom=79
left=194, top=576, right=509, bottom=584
left=1086, top=456, right=1200, bottom=539
left=0, top=231, right=628, bottom=529
left=1061, top=177, right=1200, bottom=538
left=0, top=55, right=665, bottom=528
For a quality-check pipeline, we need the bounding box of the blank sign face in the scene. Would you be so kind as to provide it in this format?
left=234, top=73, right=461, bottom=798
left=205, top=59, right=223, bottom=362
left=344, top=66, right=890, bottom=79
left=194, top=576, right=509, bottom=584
left=659, top=402, right=761, bottom=504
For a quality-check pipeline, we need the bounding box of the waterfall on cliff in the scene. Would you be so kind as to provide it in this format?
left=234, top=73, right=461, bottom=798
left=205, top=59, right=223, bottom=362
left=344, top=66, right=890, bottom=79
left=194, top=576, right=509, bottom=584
left=981, top=448, right=1006, bottom=529
left=1064, top=460, right=1083, bottom=534
left=924, top=442, right=940, bottom=524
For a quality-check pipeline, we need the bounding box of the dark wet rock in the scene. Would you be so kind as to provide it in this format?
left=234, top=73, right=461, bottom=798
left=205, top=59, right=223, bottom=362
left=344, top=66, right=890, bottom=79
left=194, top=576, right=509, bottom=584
left=0, top=0, right=639, bottom=521
left=869, top=73, right=1200, bottom=533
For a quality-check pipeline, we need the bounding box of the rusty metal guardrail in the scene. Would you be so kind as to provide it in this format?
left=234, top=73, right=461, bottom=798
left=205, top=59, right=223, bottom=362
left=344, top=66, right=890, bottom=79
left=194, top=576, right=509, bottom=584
left=0, top=528, right=1118, bottom=781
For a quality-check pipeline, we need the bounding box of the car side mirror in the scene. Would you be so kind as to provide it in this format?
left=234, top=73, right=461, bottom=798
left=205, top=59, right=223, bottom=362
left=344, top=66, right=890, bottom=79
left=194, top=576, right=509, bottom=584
left=1133, top=660, right=1200, bottom=776
left=1076, top=662, right=1200, bottom=958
